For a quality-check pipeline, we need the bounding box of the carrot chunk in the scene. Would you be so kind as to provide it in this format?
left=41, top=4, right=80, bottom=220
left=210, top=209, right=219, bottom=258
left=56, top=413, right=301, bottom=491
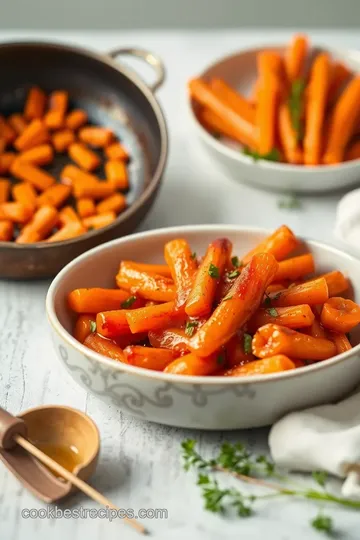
left=14, top=119, right=48, bottom=151
left=84, top=333, right=127, bottom=363
left=321, top=297, right=360, bottom=333
left=66, top=109, right=88, bottom=130
left=79, top=126, right=113, bottom=147
left=68, top=142, right=101, bottom=172
left=224, top=355, right=295, bottom=376
left=105, top=160, right=128, bottom=190
left=52, top=129, right=75, bottom=152
left=24, top=87, right=46, bottom=120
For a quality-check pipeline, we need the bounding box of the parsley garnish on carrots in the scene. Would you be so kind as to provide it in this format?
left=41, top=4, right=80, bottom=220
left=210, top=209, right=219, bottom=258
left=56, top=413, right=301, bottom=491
left=208, top=263, right=220, bottom=279
left=121, top=295, right=137, bottom=309
left=266, top=307, right=278, bottom=317
left=243, top=147, right=281, bottom=162
left=288, top=78, right=306, bottom=142
left=231, top=256, right=241, bottom=268
left=89, top=321, right=97, bottom=333
left=185, top=321, right=198, bottom=337
left=227, top=270, right=240, bottom=279
left=243, top=333, right=253, bottom=354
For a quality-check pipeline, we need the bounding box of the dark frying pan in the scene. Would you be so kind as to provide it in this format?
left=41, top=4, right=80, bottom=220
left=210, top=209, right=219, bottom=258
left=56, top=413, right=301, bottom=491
left=0, top=42, right=168, bottom=279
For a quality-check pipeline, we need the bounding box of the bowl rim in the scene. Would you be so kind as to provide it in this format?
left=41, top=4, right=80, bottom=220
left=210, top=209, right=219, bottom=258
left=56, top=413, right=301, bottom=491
left=46, top=224, right=360, bottom=386
left=0, top=40, right=168, bottom=250
left=188, top=43, right=360, bottom=173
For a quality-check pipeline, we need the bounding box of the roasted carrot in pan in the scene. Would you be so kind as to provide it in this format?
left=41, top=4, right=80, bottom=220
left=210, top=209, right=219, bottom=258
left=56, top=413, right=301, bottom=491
left=68, top=288, right=139, bottom=313
left=77, top=198, right=96, bottom=218
left=121, top=262, right=172, bottom=278
left=14, top=119, right=48, bottom=151
left=0, top=153, right=16, bottom=175
left=0, top=138, right=6, bottom=154
left=105, top=160, right=128, bottom=190
left=105, top=142, right=129, bottom=162
left=126, top=301, right=184, bottom=334
left=148, top=327, right=190, bottom=354
left=96, top=193, right=126, bottom=215
left=164, top=238, right=198, bottom=307
left=66, top=109, right=88, bottom=130
left=73, top=180, right=114, bottom=199
left=189, top=78, right=257, bottom=149
left=327, top=62, right=352, bottom=108
left=185, top=238, right=232, bottom=318
left=268, top=277, right=328, bottom=307
left=0, top=202, right=33, bottom=223
left=321, top=297, right=360, bottom=333
left=24, top=87, right=47, bottom=120
left=252, top=324, right=336, bottom=360
left=79, top=126, right=113, bottom=147
left=247, top=304, right=315, bottom=333
left=124, top=346, right=178, bottom=371
left=189, top=253, right=278, bottom=357
left=74, top=314, right=96, bottom=343
left=11, top=160, right=55, bottom=191
left=0, top=116, right=16, bottom=145
left=58, top=206, right=82, bottom=226
left=242, top=225, right=299, bottom=264
left=45, top=222, right=86, bottom=243
left=12, top=182, right=37, bottom=211
left=52, top=129, right=75, bottom=153
left=60, top=164, right=98, bottom=187
left=319, top=270, right=349, bottom=296
left=8, top=114, right=27, bottom=135
left=84, top=333, right=127, bottom=363
left=328, top=331, right=352, bottom=354
left=164, top=352, right=220, bottom=376
left=116, top=261, right=175, bottom=302
left=285, top=34, right=308, bottom=82
left=82, top=212, right=116, bottom=230
left=0, top=220, right=13, bottom=241
left=0, top=179, right=10, bottom=203
left=44, top=90, right=68, bottom=130
left=18, top=144, right=54, bottom=166
left=274, top=253, right=315, bottom=282
left=345, top=140, right=360, bottom=162
left=303, top=53, right=331, bottom=165
left=16, top=206, right=58, bottom=243
left=323, top=77, right=360, bottom=164
left=68, top=142, right=101, bottom=172
left=224, top=355, right=295, bottom=376
left=278, top=102, right=303, bottom=164
left=210, top=78, right=255, bottom=123
left=36, top=184, right=72, bottom=208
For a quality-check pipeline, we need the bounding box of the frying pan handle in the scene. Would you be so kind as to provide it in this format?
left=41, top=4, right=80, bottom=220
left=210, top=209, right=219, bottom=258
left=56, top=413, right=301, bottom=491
left=107, top=47, right=165, bottom=93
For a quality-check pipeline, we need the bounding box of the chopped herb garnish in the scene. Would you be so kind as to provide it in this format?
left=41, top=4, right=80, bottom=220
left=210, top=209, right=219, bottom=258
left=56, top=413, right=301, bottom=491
left=243, top=147, right=281, bottom=162
left=217, top=353, right=225, bottom=365
left=208, top=263, right=220, bottom=279
left=278, top=194, right=302, bottom=210
left=227, top=270, right=240, bottom=279
left=288, top=78, right=306, bottom=142
left=223, top=295, right=233, bottom=302
left=243, top=333, right=253, bottom=355
left=191, top=252, right=197, bottom=260
left=311, top=512, right=333, bottom=535
left=90, top=321, right=97, bottom=333
left=312, top=470, right=328, bottom=488
left=185, top=321, right=198, bottom=337
left=264, top=293, right=272, bottom=307
left=121, top=295, right=137, bottom=309
left=231, top=256, right=241, bottom=268
left=266, top=307, right=278, bottom=317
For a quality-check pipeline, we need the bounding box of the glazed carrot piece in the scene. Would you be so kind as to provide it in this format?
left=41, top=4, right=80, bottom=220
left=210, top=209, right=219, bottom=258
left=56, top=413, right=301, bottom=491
left=52, top=129, right=75, bottom=153
left=188, top=78, right=257, bottom=149
left=24, top=87, right=46, bottom=120
left=105, top=160, right=128, bottom=190
left=328, top=331, right=352, bottom=354
left=68, top=142, right=101, bottom=172
left=319, top=270, right=349, bottom=296
left=189, top=253, right=278, bottom=357
left=121, top=262, right=172, bottom=278
left=274, top=253, right=315, bottom=282
left=36, top=184, right=72, bottom=208
left=79, top=126, right=114, bottom=147
left=11, top=160, right=55, bottom=191
left=45, top=222, right=86, bottom=243
left=268, top=277, right=328, bottom=307
left=258, top=50, right=284, bottom=78
left=8, top=113, right=27, bottom=135
left=252, top=324, right=336, bottom=360
left=321, top=297, right=360, bottom=333
left=256, top=70, right=280, bottom=155
left=266, top=283, right=286, bottom=295
left=126, top=301, right=184, bottom=334
left=242, top=225, right=299, bottom=264
left=0, top=202, right=33, bottom=224
left=66, top=109, right=88, bottom=130
left=224, top=355, right=295, bottom=376
left=0, top=116, right=16, bottom=145
left=74, top=314, right=96, bottom=343
left=199, top=108, right=243, bottom=141
left=105, top=142, right=129, bottom=162
left=16, top=206, right=58, bottom=243
left=116, top=261, right=175, bottom=302
left=96, top=193, right=127, bottom=215
left=345, top=140, right=360, bottom=161
left=185, top=238, right=232, bottom=317
left=285, top=34, right=308, bottom=82
left=96, top=311, right=131, bottom=338
left=164, top=239, right=198, bottom=307
left=44, top=90, right=68, bottom=129
left=18, top=144, right=54, bottom=166
left=84, top=333, right=127, bottom=363
left=148, top=328, right=189, bottom=354
left=327, top=62, right=352, bottom=108
left=124, top=346, right=178, bottom=371
left=302, top=311, right=327, bottom=339
left=0, top=138, right=5, bottom=154
left=12, top=182, right=37, bottom=211
left=0, top=153, right=16, bottom=175
left=0, top=179, right=10, bottom=203
left=77, top=198, right=96, bottom=218
left=210, top=78, right=255, bottom=123
left=14, top=119, right=48, bottom=151
left=68, top=288, right=138, bottom=313
left=247, top=304, right=315, bottom=333
left=60, top=164, right=98, bottom=187
left=73, top=181, right=115, bottom=199
left=303, top=54, right=331, bottom=165
left=0, top=220, right=13, bottom=241
left=323, top=77, right=360, bottom=164
left=278, top=102, right=303, bottom=164
left=82, top=212, right=116, bottom=230
left=226, top=334, right=255, bottom=368
left=58, top=206, right=82, bottom=226
left=164, top=352, right=220, bottom=376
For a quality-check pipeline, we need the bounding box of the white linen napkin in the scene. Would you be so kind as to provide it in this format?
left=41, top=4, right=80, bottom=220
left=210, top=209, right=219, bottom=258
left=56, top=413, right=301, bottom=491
left=334, top=188, right=360, bottom=254
left=269, top=390, right=360, bottom=499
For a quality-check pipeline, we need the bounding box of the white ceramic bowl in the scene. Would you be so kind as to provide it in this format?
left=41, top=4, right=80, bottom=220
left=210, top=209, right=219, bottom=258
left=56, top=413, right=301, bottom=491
left=189, top=45, right=360, bottom=193
left=46, top=225, right=360, bottom=430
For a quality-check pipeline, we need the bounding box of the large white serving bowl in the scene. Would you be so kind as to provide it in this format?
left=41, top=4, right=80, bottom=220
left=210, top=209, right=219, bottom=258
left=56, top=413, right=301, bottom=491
left=188, top=45, right=360, bottom=193
left=46, top=225, right=360, bottom=430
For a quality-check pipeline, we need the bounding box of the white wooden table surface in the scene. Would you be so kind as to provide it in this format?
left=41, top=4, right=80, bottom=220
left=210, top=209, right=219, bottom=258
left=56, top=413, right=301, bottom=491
left=1, top=29, right=360, bottom=540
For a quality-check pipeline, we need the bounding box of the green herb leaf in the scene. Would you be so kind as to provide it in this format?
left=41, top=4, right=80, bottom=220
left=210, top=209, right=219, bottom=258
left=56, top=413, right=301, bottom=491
left=264, top=293, right=272, bottom=307
left=243, top=147, right=281, bottom=162
left=311, top=512, right=333, bottom=535
left=223, top=295, right=233, bottom=302
left=208, top=263, right=220, bottom=279
left=312, top=470, right=328, bottom=488
left=266, top=307, right=278, bottom=317
left=288, top=78, right=306, bottom=142
left=185, top=321, right=198, bottom=337
left=228, top=270, right=240, bottom=279
left=278, top=194, right=302, bottom=210
left=231, top=256, right=241, bottom=268
left=121, top=295, right=137, bottom=309
left=191, top=252, right=197, bottom=260
left=256, top=455, right=275, bottom=476
left=90, top=320, right=97, bottom=333
left=243, top=333, right=253, bottom=355
left=197, top=473, right=210, bottom=485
